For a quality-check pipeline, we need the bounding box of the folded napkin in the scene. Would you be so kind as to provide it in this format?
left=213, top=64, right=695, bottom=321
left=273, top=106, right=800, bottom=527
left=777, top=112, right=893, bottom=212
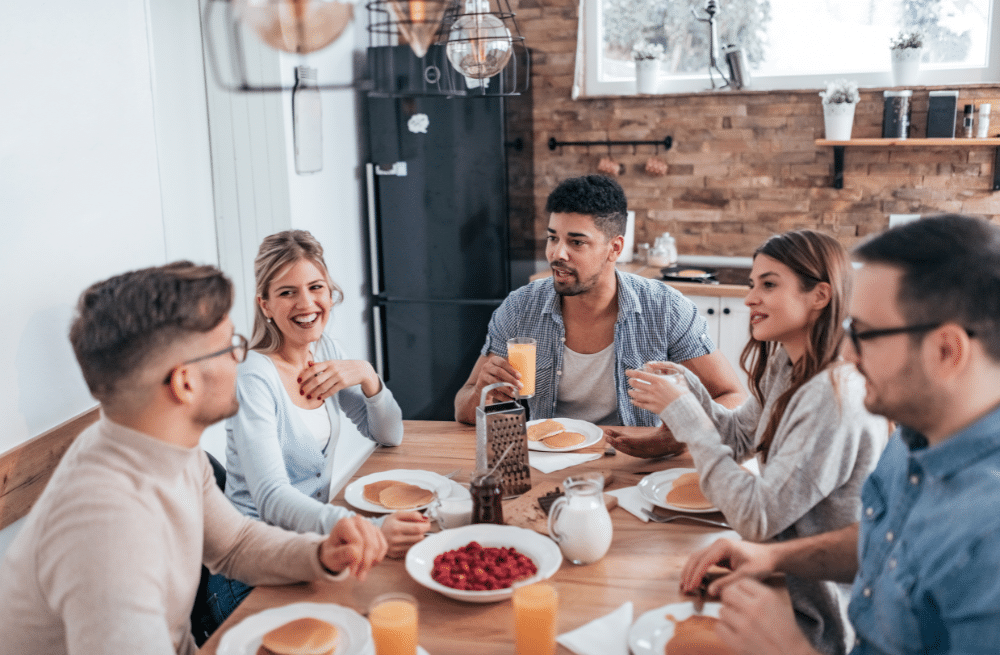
left=605, top=486, right=652, bottom=522
left=528, top=451, right=601, bottom=474
left=557, top=601, right=634, bottom=655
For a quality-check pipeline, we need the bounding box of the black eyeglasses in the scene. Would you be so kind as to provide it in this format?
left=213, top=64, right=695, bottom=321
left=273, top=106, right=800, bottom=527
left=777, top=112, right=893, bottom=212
left=842, top=318, right=974, bottom=354
left=163, top=334, right=249, bottom=384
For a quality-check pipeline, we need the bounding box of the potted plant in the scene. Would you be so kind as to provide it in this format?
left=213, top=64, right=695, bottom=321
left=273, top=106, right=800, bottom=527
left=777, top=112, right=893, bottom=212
left=889, top=30, right=923, bottom=86
left=632, top=41, right=664, bottom=94
left=819, top=79, right=860, bottom=141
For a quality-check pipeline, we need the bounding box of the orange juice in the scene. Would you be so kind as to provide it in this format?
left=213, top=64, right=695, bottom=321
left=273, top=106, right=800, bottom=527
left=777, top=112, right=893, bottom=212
left=512, top=582, right=558, bottom=655
left=507, top=338, right=536, bottom=398
left=369, top=595, right=418, bottom=655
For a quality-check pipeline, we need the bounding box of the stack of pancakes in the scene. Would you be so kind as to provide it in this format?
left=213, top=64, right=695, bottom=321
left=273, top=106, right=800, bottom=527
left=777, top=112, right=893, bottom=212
left=362, top=480, right=435, bottom=510
left=259, top=617, right=339, bottom=655
left=664, top=472, right=714, bottom=511
left=664, top=614, right=735, bottom=655
left=526, top=419, right=586, bottom=449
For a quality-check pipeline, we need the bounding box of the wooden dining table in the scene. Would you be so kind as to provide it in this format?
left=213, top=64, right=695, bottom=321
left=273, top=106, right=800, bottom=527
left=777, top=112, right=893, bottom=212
left=197, top=420, right=744, bottom=655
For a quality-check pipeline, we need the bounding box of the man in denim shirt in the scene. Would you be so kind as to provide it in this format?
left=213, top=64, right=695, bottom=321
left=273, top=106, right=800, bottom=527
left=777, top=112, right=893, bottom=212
left=679, top=214, right=1000, bottom=654
left=454, top=175, right=745, bottom=430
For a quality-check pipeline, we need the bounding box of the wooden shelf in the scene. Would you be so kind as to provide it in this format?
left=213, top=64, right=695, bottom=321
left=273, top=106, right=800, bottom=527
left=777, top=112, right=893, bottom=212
left=815, top=138, right=1000, bottom=190
left=816, top=138, right=1000, bottom=147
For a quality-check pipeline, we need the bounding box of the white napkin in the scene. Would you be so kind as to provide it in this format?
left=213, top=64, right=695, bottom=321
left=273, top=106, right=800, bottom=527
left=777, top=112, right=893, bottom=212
left=528, top=451, right=601, bottom=474
left=557, top=601, right=634, bottom=655
left=606, top=486, right=652, bottom=522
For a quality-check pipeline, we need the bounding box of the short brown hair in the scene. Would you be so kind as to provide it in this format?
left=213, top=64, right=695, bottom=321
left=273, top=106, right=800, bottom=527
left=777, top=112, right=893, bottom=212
left=250, top=230, right=343, bottom=353
left=69, top=261, right=233, bottom=403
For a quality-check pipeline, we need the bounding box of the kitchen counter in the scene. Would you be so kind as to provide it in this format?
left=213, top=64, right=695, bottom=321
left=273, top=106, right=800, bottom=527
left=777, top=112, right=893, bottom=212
left=529, top=261, right=750, bottom=298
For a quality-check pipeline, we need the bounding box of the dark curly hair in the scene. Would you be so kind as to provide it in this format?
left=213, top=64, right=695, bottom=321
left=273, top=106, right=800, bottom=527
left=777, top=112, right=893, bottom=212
left=545, top=175, right=628, bottom=241
left=69, top=261, right=233, bottom=403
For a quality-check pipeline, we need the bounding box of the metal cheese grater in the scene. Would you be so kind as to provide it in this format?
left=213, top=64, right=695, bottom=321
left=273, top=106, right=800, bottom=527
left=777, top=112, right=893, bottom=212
left=475, top=382, right=532, bottom=498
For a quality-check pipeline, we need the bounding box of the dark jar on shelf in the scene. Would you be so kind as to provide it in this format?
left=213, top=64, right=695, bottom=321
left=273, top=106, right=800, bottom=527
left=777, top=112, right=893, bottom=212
left=470, top=470, right=504, bottom=524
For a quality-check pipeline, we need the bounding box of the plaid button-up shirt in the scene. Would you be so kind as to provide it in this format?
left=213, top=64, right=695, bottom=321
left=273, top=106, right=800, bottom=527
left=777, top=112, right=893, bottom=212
left=481, top=269, right=714, bottom=426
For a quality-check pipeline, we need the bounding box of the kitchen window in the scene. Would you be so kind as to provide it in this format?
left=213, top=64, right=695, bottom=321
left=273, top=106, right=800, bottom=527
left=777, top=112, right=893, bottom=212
left=575, top=0, right=1000, bottom=97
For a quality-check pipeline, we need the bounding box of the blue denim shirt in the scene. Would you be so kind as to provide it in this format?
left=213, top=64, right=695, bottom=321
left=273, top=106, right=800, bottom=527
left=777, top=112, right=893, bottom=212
left=482, top=269, right=714, bottom=426
left=849, top=403, right=1000, bottom=654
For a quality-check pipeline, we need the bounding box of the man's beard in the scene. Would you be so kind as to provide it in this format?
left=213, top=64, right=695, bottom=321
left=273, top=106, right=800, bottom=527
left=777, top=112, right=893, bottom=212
left=552, top=263, right=600, bottom=296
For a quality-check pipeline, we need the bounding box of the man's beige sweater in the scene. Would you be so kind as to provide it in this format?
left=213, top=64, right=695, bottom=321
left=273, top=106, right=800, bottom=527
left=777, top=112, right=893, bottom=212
left=0, top=416, right=341, bottom=655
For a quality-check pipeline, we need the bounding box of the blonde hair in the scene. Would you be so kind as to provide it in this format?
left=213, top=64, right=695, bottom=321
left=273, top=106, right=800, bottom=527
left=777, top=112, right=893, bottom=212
left=249, top=230, right=343, bottom=354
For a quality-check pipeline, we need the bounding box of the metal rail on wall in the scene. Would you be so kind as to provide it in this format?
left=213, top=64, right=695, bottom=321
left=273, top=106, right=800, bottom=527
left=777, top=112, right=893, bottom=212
left=547, top=136, right=673, bottom=153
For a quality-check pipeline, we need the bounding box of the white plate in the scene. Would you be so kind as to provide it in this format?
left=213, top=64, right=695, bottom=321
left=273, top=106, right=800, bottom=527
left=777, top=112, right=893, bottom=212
left=637, top=468, right=719, bottom=514
left=344, top=469, right=453, bottom=514
left=526, top=418, right=603, bottom=452
left=217, top=602, right=373, bottom=655
left=628, top=601, right=723, bottom=655
left=405, top=524, right=562, bottom=603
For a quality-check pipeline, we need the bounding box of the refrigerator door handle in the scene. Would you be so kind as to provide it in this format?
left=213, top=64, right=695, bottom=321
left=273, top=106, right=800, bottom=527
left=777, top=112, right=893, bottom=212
left=372, top=304, right=386, bottom=379
left=365, top=163, right=383, bottom=296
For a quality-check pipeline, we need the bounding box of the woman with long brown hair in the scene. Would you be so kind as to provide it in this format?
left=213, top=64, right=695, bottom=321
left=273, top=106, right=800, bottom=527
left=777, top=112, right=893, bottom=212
left=627, top=230, right=888, bottom=655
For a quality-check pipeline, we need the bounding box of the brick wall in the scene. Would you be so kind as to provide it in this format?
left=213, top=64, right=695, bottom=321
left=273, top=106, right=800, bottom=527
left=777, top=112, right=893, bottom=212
left=516, top=0, right=1000, bottom=258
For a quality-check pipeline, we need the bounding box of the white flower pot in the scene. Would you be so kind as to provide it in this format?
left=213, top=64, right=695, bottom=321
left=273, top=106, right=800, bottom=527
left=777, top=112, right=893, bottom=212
left=823, top=102, right=856, bottom=141
left=891, top=47, right=922, bottom=87
left=635, top=59, right=660, bottom=94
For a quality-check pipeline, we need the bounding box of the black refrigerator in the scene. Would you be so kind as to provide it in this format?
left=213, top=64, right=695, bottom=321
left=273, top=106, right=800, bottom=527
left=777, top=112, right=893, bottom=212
left=363, top=45, right=533, bottom=420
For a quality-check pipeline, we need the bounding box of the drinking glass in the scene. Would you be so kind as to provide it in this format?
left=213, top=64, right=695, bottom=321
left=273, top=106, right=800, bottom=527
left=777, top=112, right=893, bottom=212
left=369, top=592, right=418, bottom=655
left=506, top=337, right=536, bottom=398
left=512, top=580, right=558, bottom=655
left=641, top=361, right=686, bottom=389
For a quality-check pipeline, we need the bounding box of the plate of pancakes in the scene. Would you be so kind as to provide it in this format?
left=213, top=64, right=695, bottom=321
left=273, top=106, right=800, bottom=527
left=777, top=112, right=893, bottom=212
left=637, top=468, right=718, bottom=513
left=628, top=601, right=734, bottom=655
left=525, top=418, right=603, bottom=452
left=344, top=469, right=452, bottom=514
left=217, top=601, right=371, bottom=655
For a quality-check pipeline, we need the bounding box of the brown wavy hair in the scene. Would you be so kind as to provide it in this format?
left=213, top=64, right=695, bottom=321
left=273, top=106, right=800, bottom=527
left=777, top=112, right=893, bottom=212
left=249, top=230, right=343, bottom=354
left=739, top=230, right=851, bottom=462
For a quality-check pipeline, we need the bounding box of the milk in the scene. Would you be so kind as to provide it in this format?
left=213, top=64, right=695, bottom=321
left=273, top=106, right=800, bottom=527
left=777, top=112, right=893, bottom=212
left=547, top=475, right=613, bottom=565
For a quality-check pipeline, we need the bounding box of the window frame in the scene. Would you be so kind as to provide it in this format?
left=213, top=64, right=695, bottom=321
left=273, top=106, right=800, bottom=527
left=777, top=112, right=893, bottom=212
left=580, top=0, right=1000, bottom=97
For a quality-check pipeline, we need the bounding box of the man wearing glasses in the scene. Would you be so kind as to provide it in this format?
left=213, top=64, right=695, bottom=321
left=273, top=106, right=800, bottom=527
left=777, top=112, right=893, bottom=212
left=0, top=262, right=388, bottom=655
left=680, top=214, right=1000, bottom=653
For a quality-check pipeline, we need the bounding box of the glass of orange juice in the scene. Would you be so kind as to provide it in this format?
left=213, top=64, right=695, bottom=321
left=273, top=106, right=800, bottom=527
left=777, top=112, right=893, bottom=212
left=506, top=337, right=536, bottom=398
left=512, top=580, right=558, bottom=655
left=369, top=592, right=418, bottom=655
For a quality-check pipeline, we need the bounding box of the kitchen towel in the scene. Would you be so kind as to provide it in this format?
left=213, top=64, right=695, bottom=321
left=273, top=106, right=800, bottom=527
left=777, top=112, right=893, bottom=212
left=528, top=451, right=602, bottom=474
left=606, top=486, right=652, bottom=522
left=557, top=601, right=633, bottom=655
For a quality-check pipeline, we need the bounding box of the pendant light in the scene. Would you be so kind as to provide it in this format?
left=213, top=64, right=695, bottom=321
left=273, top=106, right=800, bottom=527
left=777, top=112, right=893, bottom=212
left=386, top=0, right=454, bottom=58
left=445, top=0, right=512, bottom=81
left=204, top=0, right=359, bottom=92
left=366, top=0, right=529, bottom=97
left=234, top=0, right=355, bottom=55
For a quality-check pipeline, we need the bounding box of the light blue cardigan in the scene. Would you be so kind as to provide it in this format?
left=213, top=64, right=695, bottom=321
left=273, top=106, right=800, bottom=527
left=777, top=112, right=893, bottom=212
left=224, top=334, right=403, bottom=535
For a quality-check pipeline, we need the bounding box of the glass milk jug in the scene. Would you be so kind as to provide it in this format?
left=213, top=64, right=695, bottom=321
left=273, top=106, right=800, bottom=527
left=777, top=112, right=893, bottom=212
left=547, top=472, right=613, bottom=565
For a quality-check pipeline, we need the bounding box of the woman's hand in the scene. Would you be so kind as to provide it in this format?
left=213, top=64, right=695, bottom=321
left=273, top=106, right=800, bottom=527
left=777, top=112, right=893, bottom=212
left=626, top=362, right=688, bottom=415
left=298, top=359, right=381, bottom=400
left=380, top=511, right=432, bottom=559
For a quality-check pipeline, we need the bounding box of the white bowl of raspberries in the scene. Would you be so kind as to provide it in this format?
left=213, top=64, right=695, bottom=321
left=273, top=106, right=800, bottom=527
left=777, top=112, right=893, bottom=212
left=405, top=524, right=563, bottom=603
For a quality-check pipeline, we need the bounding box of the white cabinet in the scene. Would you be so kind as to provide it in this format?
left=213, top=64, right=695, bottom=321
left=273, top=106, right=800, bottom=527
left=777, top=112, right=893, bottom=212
left=688, top=295, right=750, bottom=393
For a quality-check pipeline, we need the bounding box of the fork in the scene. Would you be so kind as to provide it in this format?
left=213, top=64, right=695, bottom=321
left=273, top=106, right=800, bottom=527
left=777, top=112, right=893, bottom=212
left=642, top=508, right=731, bottom=529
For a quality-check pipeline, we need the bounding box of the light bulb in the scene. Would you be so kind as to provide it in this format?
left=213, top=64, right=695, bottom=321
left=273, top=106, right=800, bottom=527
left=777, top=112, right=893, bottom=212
left=445, top=10, right=512, bottom=79
left=388, top=0, right=451, bottom=58
left=234, top=0, right=354, bottom=55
